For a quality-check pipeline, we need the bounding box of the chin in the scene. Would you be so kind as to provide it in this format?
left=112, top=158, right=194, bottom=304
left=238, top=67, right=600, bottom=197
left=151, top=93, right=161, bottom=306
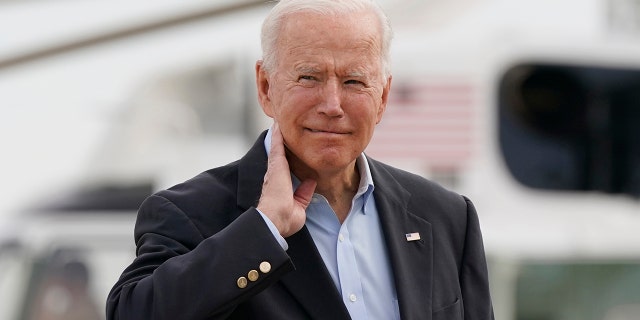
left=305, top=152, right=355, bottom=172
left=288, top=142, right=358, bottom=170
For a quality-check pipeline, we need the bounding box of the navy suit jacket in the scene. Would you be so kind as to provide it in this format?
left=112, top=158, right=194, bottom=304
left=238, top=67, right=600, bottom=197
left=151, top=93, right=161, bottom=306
left=107, top=131, right=494, bottom=320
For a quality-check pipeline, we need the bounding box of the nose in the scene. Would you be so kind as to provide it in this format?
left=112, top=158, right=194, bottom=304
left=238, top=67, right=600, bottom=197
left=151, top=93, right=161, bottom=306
left=317, top=78, right=344, bottom=117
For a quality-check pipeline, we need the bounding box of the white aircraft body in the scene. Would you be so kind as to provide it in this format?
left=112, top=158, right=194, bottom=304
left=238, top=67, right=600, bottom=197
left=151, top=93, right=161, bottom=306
left=1, top=0, right=639, bottom=319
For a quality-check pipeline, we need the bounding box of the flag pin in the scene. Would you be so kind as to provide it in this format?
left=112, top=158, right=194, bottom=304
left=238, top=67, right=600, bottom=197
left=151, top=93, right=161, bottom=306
left=405, top=232, right=421, bottom=241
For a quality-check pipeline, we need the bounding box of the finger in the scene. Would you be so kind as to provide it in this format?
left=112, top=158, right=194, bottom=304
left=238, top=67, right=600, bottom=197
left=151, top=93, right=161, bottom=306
left=293, top=179, right=317, bottom=209
left=269, top=122, right=286, bottom=160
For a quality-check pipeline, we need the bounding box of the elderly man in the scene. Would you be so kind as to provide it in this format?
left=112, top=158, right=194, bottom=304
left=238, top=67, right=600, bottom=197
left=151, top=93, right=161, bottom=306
left=107, top=0, right=494, bottom=319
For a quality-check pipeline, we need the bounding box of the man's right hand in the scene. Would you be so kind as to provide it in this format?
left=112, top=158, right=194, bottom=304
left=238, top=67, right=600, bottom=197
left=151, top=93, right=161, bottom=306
left=257, top=123, right=317, bottom=237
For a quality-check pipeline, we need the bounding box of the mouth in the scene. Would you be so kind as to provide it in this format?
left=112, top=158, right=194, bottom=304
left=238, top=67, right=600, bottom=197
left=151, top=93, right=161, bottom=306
left=306, top=128, right=349, bottom=135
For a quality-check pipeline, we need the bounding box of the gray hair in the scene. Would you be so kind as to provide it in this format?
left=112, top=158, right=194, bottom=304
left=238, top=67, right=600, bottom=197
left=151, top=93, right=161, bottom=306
left=260, top=0, right=393, bottom=80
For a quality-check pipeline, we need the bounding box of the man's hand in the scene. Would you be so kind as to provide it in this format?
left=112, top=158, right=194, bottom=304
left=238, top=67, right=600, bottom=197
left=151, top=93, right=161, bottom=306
left=257, top=123, right=317, bottom=237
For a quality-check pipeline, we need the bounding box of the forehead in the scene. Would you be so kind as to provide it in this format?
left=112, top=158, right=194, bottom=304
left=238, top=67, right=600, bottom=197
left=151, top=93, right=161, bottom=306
left=276, top=11, right=382, bottom=67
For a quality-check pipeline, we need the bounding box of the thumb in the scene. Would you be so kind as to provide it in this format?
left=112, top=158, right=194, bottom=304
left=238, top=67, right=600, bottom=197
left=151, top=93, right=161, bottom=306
left=293, top=179, right=317, bottom=209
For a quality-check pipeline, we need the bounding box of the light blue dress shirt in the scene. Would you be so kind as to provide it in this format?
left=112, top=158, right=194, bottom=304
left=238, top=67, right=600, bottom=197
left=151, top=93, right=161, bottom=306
left=261, top=129, right=400, bottom=320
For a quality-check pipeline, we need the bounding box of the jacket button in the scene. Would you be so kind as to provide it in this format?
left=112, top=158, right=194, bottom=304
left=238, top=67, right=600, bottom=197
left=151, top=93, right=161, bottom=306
left=259, top=261, right=271, bottom=274
left=248, top=270, right=259, bottom=282
left=237, top=277, right=248, bottom=289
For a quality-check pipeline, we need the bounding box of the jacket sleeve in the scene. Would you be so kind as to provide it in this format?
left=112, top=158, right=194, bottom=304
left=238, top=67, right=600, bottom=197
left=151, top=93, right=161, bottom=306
left=106, top=194, right=294, bottom=320
left=460, top=197, right=495, bottom=320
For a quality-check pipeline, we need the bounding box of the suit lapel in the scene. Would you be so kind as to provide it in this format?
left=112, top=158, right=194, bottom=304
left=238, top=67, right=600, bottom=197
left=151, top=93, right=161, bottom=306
left=369, top=158, right=434, bottom=320
left=236, top=132, right=350, bottom=319
left=280, top=228, right=351, bottom=319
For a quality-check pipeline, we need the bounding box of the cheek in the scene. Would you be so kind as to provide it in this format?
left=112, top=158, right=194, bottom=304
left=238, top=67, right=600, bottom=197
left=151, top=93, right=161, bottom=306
left=350, top=94, right=383, bottom=121
left=368, top=93, right=386, bottom=123
left=276, top=88, right=318, bottom=118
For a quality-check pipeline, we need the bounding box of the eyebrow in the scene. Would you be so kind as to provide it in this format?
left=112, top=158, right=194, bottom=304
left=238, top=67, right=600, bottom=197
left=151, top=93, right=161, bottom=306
left=347, top=71, right=365, bottom=78
left=294, top=65, right=369, bottom=78
left=295, top=65, right=321, bottom=74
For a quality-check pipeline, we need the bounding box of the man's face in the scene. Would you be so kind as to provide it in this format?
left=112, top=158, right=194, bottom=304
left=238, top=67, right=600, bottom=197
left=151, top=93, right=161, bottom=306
left=257, top=11, right=391, bottom=175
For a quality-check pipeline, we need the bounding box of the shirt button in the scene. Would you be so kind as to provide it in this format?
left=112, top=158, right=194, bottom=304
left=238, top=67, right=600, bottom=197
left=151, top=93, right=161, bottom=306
left=338, top=234, right=345, bottom=242
left=349, top=294, right=357, bottom=302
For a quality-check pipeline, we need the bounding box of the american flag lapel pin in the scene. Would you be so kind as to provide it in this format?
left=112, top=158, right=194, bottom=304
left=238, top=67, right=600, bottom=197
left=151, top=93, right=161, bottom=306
left=405, top=232, right=421, bottom=242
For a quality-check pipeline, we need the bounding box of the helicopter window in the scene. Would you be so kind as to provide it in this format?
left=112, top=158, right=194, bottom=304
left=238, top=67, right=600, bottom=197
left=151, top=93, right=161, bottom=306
left=498, top=63, right=640, bottom=197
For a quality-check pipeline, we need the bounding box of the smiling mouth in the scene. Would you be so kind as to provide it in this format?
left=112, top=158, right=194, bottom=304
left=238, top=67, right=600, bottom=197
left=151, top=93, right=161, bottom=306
left=307, top=128, right=348, bottom=135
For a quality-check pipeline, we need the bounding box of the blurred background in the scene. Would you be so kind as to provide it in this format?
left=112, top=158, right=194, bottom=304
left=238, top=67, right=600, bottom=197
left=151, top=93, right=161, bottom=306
left=1, top=0, right=640, bottom=319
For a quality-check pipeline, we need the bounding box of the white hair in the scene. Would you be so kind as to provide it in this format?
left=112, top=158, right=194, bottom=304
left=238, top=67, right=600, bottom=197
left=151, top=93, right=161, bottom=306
left=260, top=0, right=393, bottom=80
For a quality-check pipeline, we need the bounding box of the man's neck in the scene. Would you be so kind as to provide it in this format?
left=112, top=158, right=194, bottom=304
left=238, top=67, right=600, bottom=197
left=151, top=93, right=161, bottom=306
left=289, top=156, right=360, bottom=223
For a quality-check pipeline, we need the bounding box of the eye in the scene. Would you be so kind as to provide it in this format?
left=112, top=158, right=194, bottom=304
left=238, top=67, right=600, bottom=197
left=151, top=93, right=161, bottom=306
left=345, top=79, right=366, bottom=87
left=298, top=75, right=316, bottom=82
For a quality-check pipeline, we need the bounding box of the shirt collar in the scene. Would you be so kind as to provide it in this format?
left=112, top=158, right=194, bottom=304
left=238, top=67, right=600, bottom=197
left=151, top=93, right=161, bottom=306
left=263, top=127, right=375, bottom=212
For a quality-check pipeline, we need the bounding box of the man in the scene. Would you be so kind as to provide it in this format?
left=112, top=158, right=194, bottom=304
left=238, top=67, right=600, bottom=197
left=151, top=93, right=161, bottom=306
left=107, top=0, right=494, bottom=319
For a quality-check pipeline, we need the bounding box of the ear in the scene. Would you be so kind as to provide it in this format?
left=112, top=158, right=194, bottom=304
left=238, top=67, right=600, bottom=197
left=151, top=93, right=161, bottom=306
left=256, top=60, right=275, bottom=118
left=376, top=75, right=392, bottom=124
